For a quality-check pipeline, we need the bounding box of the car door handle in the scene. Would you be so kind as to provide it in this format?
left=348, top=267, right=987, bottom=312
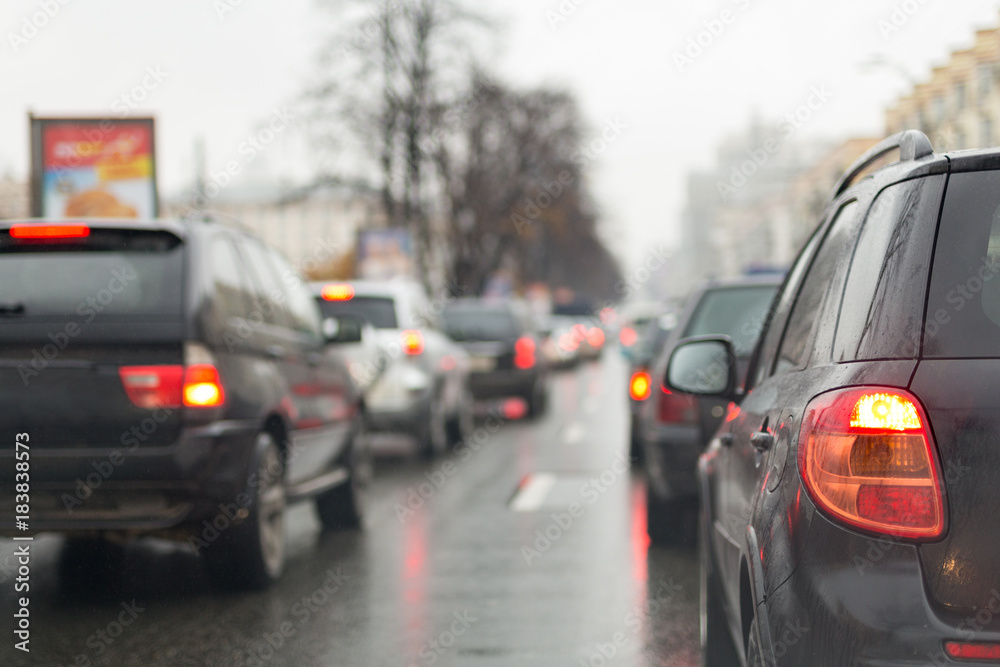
left=750, top=431, right=774, bottom=452
left=266, top=345, right=285, bottom=360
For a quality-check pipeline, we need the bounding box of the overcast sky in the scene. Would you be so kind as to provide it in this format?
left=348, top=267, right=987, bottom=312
left=3, top=0, right=1000, bottom=270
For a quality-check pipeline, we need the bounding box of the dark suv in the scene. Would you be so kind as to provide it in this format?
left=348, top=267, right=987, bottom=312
left=666, top=131, right=1000, bottom=665
left=0, top=217, right=368, bottom=590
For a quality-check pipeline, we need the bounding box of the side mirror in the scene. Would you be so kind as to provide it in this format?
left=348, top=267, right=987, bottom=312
left=665, top=336, right=737, bottom=398
left=323, top=316, right=363, bottom=344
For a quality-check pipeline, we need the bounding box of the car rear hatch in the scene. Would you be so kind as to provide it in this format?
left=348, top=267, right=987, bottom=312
left=0, top=222, right=187, bottom=449
left=911, top=168, right=1000, bottom=615
left=441, top=307, right=521, bottom=372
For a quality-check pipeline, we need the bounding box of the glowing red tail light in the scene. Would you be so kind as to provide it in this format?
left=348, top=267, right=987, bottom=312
left=586, top=327, right=605, bottom=348
left=401, top=329, right=425, bottom=355
left=629, top=371, right=651, bottom=401
left=321, top=283, right=354, bottom=301
left=945, top=642, right=1000, bottom=661
left=619, top=326, right=638, bottom=347
left=10, top=224, right=90, bottom=239
left=797, top=387, right=945, bottom=540
left=119, top=364, right=225, bottom=409
left=514, top=336, right=536, bottom=369
left=657, top=387, right=698, bottom=424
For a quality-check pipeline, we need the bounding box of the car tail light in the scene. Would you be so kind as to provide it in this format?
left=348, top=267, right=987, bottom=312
left=401, top=329, right=425, bottom=355
left=182, top=364, right=225, bottom=407
left=321, top=283, right=354, bottom=301
left=630, top=371, right=651, bottom=401
left=9, top=224, right=90, bottom=239
left=514, top=336, right=536, bottom=369
left=657, top=387, right=698, bottom=424
left=119, top=366, right=184, bottom=409
left=559, top=332, right=579, bottom=352
left=619, top=326, right=638, bottom=347
left=586, top=327, right=605, bottom=348
left=797, top=387, right=945, bottom=540
left=945, top=642, right=1000, bottom=661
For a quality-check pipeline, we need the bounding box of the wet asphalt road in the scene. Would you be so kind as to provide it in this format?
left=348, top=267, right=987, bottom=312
left=0, top=353, right=700, bottom=667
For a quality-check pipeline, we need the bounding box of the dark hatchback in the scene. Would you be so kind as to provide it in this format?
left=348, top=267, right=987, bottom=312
left=639, top=277, right=780, bottom=545
left=0, top=218, right=368, bottom=590
left=667, top=131, right=1000, bottom=665
left=442, top=299, right=548, bottom=417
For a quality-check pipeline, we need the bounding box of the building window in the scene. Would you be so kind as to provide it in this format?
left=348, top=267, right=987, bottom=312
left=956, top=80, right=967, bottom=110
left=933, top=95, right=946, bottom=124
left=979, top=64, right=993, bottom=99
left=981, top=116, right=993, bottom=147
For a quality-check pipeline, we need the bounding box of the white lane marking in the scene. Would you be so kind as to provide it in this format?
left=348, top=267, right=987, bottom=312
left=510, top=473, right=558, bottom=512
left=562, top=421, right=586, bottom=445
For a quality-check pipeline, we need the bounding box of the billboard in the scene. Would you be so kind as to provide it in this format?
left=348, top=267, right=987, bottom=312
left=29, top=116, right=158, bottom=219
left=356, top=229, right=415, bottom=280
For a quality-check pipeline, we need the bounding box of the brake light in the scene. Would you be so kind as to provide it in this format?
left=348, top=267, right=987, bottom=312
left=514, top=336, right=536, bottom=369
left=119, top=366, right=183, bottom=409
left=559, top=332, right=579, bottom=352
left=797, top=387, right=945, bottom=540
left=183, top=364, right=225, bottom=407
left=119, top=364, right=225, bottom=409
left=401, top=329, right=425, bottom=355
left=657, top=387, right=698, bottom=424
left=619, top=326, right=637, bottom=347
left=586, top=327, right=605, bottom=348
left=630, top=371, right=651, bottom=401
left=10, top=224, right=90, bottom=239
left=321, top=283, right=354, bottom=301
left=945, top=642, right=1000, bottom=661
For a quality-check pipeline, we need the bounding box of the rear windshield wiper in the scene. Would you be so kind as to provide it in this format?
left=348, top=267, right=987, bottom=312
left=0, top=302, right=25, bottom=315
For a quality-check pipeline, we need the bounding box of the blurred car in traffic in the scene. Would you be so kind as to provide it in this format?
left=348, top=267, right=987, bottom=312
left=312, top=280, right=473, bottom=458
left=442, top=298, right=549, bottom=418
left=669, top=131, right=1000, bottom=666
left=617, top=300, right=669, bottom=362
left=549, top=314, right=605, bottom=362
left=627, top=311, right=679, bottom=462
left=638, top=276, right=780, bottom=546
left=0, top=217, right=368, bottom=590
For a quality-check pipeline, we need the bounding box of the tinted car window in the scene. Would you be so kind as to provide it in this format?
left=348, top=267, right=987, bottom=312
left=775, top=200, right=860, bottom=373
left=925, top=169, right=1000, bottom=357
left=210, top=235, right=254, bottom=322
left=834, top=176, right=944, bottom=361
left=443, top=308, right=520, bottom=341
left=0, top=229, right=183, bottom=318
left=318, top=296, right=398, bottom=329
left=682, top=285, right=777, bottom=357
left=237, top=237, right=292, bottom=327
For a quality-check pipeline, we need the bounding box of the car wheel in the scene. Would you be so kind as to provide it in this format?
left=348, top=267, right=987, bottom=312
left=418, top=393, right=448, bottom=459
left=203, top=432, right=286, bottom=590
left=701, top=524, right=741, bottom=667
left=58, top=537, right=126, bottom=594
left=526, top=380, right=547, bottom=418
left=316, top=419, right=371, bottom=530
left=446, top=390, right=474, bottom=448
left=629, top=423, right=645, bottom=468
left=646, top=484, right=695, bottom=547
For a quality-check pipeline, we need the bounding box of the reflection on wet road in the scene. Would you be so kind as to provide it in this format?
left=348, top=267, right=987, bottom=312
left=0, top=354, right=699, bottom=666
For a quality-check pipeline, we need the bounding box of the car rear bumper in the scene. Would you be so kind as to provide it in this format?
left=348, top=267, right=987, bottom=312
left=366, top=392, right=432, bottom=433
left=641, top=422, right=701, bottom=501
left=468, top=369, right=538, bottom=400
left=0, top=420, right=259, bottom=535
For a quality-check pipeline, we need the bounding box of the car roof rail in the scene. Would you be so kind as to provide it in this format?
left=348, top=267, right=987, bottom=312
left=832, top=130, right=934, bottom=199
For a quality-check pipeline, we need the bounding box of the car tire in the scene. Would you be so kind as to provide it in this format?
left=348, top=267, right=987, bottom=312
left=58, top=537, right=126, bottom=594
left=202, top=432, right=286, bottom=590
left=316, top=419, right=371, bottom=530
left=629, top=424, right=645, bottom=468
left=526, top=380, right=547, bottom=418
left=700, top=525, right=741, bottom=667
left=446, top=390, right=474, bottom=448
left=418, top=393, right=448, bottom=459
left=646, top=482, right=685, bottom=546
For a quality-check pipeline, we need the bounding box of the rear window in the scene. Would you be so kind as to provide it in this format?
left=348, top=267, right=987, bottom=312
left=317, top=296, right=397, bottom=329
left=925, top=170, right=1000, bottom=358
left=0, top=229, right=184, bottom=318
left=683, top=285, right=777, bottom=357
left=443, top=308, right=520, bottom=341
